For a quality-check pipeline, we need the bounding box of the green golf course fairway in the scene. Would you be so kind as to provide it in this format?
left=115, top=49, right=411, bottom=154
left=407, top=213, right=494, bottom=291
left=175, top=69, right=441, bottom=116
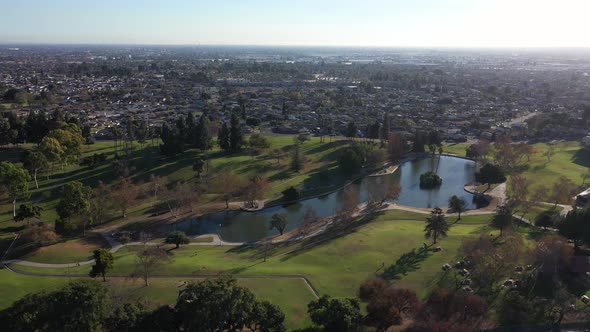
left=3, top=209, right=501, bottom=330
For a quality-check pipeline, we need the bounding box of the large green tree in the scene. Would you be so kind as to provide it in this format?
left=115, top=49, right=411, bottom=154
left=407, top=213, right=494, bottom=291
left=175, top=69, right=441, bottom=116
left=90, top=248, right=114, bottom=282
left=165, top=230, right=190, bottom=249
left=0, top=162, right=31, bottom=217
left=229, top=112, right=243, bottom=152
left=196, top=114, right=213, bottom=150
left=424, top=207, right=450, bottom=244
left=0, top=279, right=109, bottom=332
left=308, top=295, right=361, bottom=332
left=270, top=213, right=288, bottom=235
left=475, top=163, right=506, bottom=189
left=56, top=181, right=91, bottom=234
left=175, top=277, right=285, bottom=332
left=448, top=195, right=467, bottom=220
left=218, top=122, right=230, bottom=151
left=22, top=151, right=48, bottom=189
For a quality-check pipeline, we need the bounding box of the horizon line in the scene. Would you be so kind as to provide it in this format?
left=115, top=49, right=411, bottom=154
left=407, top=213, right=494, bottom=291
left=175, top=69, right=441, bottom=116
left=1, top=42, right=590, bottom=50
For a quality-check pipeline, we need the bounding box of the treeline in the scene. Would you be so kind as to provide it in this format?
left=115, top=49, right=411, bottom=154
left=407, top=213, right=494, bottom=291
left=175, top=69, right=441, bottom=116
left=159, top=110, right=247, bottom=156
left=0, top=277, right=287, bottom=332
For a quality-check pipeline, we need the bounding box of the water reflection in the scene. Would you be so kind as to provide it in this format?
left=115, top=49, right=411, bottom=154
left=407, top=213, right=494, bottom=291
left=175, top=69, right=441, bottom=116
left=164, top=156, right=484, bottom=242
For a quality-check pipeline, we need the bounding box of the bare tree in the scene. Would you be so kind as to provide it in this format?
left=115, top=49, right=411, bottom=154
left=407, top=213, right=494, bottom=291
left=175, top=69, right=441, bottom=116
left=243, top=176, right=269, bottom=209
left=133, top=246, right=169, bottom=286
left=550, top=176, right=577, bottom=207
left=543, top=145, right=556, bottom=163
left=217, top=170, right=242, bottom=209
left=300, top=207, right=319, bottom=237
left=88, top=181, right=112, bottom=226
left=149, top=174, right=166, bottom=205
left=162, top=181, right=199, bottom=218
left=111, top=177, right=139, bottom=218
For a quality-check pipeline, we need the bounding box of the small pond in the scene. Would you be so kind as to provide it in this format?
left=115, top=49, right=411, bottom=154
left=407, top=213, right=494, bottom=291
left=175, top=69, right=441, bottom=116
left=163, top=155, right=485, bottom=242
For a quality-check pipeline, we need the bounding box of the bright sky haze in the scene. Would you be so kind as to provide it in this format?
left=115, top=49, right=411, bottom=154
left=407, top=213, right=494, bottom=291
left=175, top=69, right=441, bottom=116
left=1, top=0, right=589, bottom=47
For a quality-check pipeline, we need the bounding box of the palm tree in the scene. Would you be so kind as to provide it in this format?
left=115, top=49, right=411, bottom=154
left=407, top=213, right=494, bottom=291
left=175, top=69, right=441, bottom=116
left=424, top=207, right=450, bottom=244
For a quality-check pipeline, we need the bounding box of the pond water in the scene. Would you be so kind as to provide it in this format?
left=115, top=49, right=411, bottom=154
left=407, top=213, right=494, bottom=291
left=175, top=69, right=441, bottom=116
left=163, top=155, right=485, bottom=242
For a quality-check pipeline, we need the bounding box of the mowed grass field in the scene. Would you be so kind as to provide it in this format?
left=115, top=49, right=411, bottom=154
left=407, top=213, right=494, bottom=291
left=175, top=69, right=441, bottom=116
left=444, top=141, right=590, bottom=194
left=0, top=268, right=315, bottom=330
left=5, top=210, right=499, bottom=328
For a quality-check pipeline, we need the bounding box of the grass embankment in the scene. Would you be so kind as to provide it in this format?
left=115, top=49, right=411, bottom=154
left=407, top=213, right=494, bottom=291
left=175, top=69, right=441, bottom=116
left=0, top=136, right=351, bottom=252
left=14, top=232, right=109, bottom=264
left=444, top=141, right=590, bottom=191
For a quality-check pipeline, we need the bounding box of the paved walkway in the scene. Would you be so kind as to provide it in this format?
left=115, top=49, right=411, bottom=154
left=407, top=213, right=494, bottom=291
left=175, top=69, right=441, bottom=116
left=3, top=234, right=243, bottom=268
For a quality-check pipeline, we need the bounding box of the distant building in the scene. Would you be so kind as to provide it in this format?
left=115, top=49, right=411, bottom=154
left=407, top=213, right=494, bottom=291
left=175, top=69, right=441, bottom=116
left=583, top=135, right=590, bottom=150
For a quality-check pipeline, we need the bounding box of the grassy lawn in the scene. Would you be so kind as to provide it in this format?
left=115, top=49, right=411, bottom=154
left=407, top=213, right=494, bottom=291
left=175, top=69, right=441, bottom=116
left=0, top=269, right=314, bottom=330
left=0, top=269, right=66, bottom=309
left=106, top=277, right=315, bottom=331
left=518, top=141, right=590, bottom=192
left=13, top=232, right=109, bottom=264
left=10, top=210, right=492, bottom=299
left=442, top=142, right=470, bottom=156
left=2, top=209, right=542, bottom=329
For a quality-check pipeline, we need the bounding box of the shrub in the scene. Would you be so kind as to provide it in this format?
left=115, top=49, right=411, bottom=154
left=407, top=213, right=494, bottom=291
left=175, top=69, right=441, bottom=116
left=281, top=186, right=301, bottom=201
left=420, top=171, right=442, bottom=189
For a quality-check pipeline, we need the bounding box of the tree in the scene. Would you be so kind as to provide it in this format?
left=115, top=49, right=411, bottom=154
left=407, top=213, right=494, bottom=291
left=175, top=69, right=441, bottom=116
left=196, top=114, right=213, bottom=150
left=300, top=207, right=318, bottom=237
left=13, top=203, right=42, bottom=223
left=56, top=181, right=91, bottom=222
left=218, top=122, right=231, bottom=151
left=159, top=122, right=185, bottom=156
left=175, top=276, right=285, bottom=332
left=380, top=114, right=391, bottom=144
left=345, top=121, right=357, bottom=140
left=89, top=248, right=114, bottom=282
left=550, top=176, right=577, bottom=207
left=475, top=163, right=506, bottom=189
left=270, top=213, right=288, bottom=235
left=243, top=175, right=268, bottom=208
left=0, top=162, right=31, bottom=217
left=0, top=280, right=109, bottom=332
left=558, top=208, right=589, bottom=248
left=507, top=174, right=532, bottom=219
left=229, top=112, right=243, bottom=152
left=193, top=157, right=205, bottom=178
left=290, top=144, right=304, bottom=172
left=492, top=203, right=513, bottom=236
left=281, top=186, right=300, bottom=201
left=165, top=230, right=190, bottom=249
left=338, top=147, right=363, bottom=174
left=89, top=181, right=111, bottom=226
left=46, top=126, right=84, bottom=166
left=22, top=151, right=48, bottom=189
left=308, top=295, right=361, bottom=332
left=543, top=144, right=556, bottom=162
left=424, top=207, right=449, bottom=244
left=448, top=195, right=467, bottom=220
left=248, top=133, right=271, bottom=152
left=535, top=209, right=560, bottom=229
left=365, top=287, right=420, bottom=329
left=103, top=302, right=149, bottom=332
left=217, top=170, right=241, bottom=209
left=246, top=300, right=286, bottom=332
left=133, top=247, right=169, bottom=286
left=111, top=177, right=139, bottom=218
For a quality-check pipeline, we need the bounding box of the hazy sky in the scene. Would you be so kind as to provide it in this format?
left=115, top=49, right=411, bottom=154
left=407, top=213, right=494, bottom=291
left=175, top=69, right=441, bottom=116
left=1, top=0, right=589, bottom=47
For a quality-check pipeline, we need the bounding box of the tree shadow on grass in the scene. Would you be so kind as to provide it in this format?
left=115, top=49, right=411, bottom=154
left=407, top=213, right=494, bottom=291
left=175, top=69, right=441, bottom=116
left=572, top=148, right=590, bottom=168
left=304, top=139, right=348, bottom=155
left=278, top=211, right=385, bottom=262
left=381, top=246, right=432, bottom=281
